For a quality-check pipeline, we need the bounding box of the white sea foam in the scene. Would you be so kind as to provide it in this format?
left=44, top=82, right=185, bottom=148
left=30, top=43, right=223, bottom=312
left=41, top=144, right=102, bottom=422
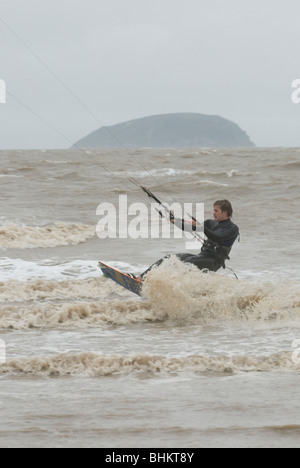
left=0, top=257, right=143, bottom=282
left=0, top=223, right=96, bottom=249
left=142, top=257, right=300, bottom=324
left=1, top=351, right=299, bottom=377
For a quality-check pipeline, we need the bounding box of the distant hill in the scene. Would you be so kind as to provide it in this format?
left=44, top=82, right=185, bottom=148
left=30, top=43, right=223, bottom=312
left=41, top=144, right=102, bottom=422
left=74, top=113, right=255, bottom=148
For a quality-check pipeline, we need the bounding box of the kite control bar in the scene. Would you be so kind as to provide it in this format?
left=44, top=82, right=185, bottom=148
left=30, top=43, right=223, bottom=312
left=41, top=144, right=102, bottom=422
left=129, top=177, right=203, bottom=242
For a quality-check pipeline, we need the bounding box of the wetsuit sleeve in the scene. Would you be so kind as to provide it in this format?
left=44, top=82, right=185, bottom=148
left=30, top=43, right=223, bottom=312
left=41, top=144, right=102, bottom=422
left=173, top=218, right=200, bottom=233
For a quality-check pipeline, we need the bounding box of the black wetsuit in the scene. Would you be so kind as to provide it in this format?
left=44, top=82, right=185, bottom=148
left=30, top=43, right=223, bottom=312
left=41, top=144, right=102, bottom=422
left=141, top=218, right=239, bottom=277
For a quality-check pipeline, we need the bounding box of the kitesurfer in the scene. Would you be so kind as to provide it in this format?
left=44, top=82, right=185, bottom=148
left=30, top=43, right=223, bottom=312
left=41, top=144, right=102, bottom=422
left=135, top=200, right=239, bottom=280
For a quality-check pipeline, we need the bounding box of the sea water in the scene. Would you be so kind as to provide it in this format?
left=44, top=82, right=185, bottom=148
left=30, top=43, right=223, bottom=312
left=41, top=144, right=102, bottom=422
left=0, top=147, right=299, bottom=447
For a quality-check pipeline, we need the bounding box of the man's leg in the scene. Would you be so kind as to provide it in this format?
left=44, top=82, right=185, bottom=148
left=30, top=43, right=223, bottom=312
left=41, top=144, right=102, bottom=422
left=140, top=253, right=192, bottom=279
left=138, top=252, right=221, bottom=281
left=181, top=253, right=221, bottom=272
left=140, top=255, right=171, bottom=279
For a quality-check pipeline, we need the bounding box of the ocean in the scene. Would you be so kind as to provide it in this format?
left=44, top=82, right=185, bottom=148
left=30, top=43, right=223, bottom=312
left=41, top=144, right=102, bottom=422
left=0, top=147, right=299, bottom=448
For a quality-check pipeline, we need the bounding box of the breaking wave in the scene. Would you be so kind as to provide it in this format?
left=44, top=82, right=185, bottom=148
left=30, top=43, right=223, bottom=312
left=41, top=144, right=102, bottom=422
left=0, top=258, right=299, bottom=330
left=0, top=351, right=299, bottom=377
left=0, top=298, right=155, bottom=330
left=0, top=223, right=96, bottom=249
left=0, top=277, right=106, bottom=302
left=142, top=257, right=300, bottom=324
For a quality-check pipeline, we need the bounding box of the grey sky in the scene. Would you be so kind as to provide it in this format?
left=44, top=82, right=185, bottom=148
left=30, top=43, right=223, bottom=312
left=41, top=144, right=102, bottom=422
left=1, top=0, right=300, bottom=149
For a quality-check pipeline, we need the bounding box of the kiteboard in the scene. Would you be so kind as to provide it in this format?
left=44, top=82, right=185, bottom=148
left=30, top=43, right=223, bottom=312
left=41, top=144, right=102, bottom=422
left=98, top=262, right=143, bottom=297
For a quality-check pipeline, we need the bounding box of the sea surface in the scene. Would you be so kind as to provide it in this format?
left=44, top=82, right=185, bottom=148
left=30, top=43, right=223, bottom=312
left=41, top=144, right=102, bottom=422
left=0, top=147, right=299, bottom=448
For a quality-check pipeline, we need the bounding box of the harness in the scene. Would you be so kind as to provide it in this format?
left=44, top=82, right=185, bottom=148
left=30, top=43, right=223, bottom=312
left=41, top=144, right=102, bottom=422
left=201, top=240, right=231, bottom=268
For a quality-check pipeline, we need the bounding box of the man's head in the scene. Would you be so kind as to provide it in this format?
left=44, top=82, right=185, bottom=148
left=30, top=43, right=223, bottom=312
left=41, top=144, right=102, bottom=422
left=213, top=200, right=233, bottom=222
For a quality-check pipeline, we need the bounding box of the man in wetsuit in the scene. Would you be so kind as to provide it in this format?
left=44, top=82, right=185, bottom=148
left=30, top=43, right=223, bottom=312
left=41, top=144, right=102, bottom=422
left=137, top=200, right=239, bottom=279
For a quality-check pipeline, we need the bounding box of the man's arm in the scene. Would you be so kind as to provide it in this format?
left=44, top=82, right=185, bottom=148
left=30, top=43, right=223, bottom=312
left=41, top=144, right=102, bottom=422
left=204, top=220, right=239, bottom=244
left=172, top=217, right=201, bottom=233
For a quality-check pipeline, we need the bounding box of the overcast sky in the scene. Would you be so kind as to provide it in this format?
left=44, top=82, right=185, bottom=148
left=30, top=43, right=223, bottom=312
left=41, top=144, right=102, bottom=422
left=1, top=0, right=300, bottom=149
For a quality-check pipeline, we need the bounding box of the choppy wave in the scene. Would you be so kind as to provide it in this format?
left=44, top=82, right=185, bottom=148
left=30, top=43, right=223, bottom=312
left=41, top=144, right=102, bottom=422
left=198, top=179, right=229, bottom=187
left=0, top=277, right=107, bottom=303
left=0, top=298, right=155, bottom=331
left=0, top=258, right=299, bottom=330
left=283, top=160, right=300, bottom=169
left=0, top=223, right=96, bottom=249
left=0, top=351, right=299, bottom=377
left=0, top=258, right=142, bottom=282
left=0, top=301, right=154, bottom=329
left=142, top=257, right=300, bottom=324
left=114, top=168, right=194, bottom=179
left=115, top=166, right=254, bottom=182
